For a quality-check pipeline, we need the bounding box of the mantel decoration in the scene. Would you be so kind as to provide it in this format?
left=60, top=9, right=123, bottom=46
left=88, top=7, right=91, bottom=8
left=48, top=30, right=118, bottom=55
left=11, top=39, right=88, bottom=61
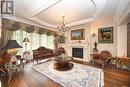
left=98, top=27, right=113, bottom=43
left=57, top=16, right=70, bottom=43
left=93, top=41, right=98, bottom=53
left=71, top=29, right=85, bottom=40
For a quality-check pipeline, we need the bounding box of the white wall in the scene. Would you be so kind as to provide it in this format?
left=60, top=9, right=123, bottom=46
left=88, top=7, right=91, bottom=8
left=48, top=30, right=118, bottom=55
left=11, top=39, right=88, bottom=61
left=117, top=24, right=127, bottom=56
left=90, top=21, right=117, bottom=56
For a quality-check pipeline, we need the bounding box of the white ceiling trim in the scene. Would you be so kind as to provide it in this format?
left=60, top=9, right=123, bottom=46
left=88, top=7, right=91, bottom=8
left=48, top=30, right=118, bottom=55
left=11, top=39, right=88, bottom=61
left=31, top=17, right=94, bottom=28
left=31, top=17, right=57, bottom=28
left=117, top=3, right=130, bottom=24
left=25, top=0, right=61, bottom=18
left=114, top=0, right=130, bottom=23
left=92, top=0, right=106, bottom=20
left=26, top=0, right=106, bottom=29
left=67, top=17, right=94, bottom=27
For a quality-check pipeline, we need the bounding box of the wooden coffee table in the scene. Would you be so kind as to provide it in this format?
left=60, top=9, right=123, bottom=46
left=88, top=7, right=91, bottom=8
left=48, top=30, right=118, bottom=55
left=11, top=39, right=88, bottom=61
left=54, top=56, right=74, bottom=71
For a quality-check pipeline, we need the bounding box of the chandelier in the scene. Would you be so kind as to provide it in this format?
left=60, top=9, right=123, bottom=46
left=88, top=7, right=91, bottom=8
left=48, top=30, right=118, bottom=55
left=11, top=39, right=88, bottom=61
left=57, top=16, right=70, bottom=36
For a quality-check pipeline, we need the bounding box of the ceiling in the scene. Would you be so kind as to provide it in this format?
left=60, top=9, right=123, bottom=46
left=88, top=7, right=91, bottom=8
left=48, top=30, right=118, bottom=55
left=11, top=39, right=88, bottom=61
left=3, top=0, right=130, bottom=29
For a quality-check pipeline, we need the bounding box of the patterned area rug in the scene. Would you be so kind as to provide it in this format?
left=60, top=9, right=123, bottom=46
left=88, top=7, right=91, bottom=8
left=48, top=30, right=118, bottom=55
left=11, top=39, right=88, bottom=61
left=33, top=60, right=104, bottom=87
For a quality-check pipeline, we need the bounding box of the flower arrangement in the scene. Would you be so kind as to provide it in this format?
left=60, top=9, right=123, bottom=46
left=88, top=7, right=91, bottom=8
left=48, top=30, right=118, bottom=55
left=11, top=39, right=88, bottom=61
left=0, top=51, right=12, bottom=63
left=7, top=49, right=18, bottom=56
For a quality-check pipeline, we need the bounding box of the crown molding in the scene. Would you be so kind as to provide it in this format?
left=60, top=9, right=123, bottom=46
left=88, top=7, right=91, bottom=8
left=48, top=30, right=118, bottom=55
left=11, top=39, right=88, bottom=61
left=25, top=0, right=61, bottom=18
left=93, top=0, right=106, bottom=20
left=30, top=17, right=57, bottom=28
left=114, top=0, right=130, bottom=24
left=67, top=17, right=94, bottom=27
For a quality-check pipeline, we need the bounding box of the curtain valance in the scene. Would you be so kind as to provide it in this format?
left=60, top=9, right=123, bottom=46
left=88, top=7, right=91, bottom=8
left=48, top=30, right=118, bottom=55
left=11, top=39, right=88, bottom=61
left=2, top=18, right=56, bottom=36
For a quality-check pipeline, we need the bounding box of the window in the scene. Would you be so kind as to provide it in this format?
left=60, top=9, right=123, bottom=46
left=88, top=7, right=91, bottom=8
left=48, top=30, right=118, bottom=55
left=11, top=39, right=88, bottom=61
left=47, top=35, right=55, bottom=49
left=41, top=34, right=47, bottom=48
left=12, top=30, right=55, bottom=53
left=12, top=30, right=21, bottom=44
left=31, top=32, right=40, bottom=50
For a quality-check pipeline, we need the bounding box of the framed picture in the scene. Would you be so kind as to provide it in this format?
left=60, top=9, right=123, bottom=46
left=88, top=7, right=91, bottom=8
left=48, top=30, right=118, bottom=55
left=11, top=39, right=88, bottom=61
left=71, top=29, right=85, bottom=40
left=98, top=27, right=113, bottom=43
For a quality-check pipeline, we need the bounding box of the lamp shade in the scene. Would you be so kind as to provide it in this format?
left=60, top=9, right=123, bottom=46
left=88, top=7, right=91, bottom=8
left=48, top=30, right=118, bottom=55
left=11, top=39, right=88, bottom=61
left=1, top=40, right=22, bottom=50
left=22, top=37, right=29, bottom=43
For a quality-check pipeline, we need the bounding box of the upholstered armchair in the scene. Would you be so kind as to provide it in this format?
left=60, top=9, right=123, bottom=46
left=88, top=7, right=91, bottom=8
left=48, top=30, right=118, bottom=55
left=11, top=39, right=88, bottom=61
left=91, top=50, right=113, bottom=68
left=55, top=47, right=65, bottom=56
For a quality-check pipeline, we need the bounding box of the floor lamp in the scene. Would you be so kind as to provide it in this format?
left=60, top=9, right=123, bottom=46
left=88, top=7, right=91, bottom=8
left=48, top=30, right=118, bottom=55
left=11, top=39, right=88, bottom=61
left=22, top=37, right=29, bottom=52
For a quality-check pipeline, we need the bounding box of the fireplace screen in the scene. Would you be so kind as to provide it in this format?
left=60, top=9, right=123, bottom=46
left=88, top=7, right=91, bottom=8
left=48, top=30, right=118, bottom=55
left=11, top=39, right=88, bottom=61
left=72, top=48, right=83, bottom=59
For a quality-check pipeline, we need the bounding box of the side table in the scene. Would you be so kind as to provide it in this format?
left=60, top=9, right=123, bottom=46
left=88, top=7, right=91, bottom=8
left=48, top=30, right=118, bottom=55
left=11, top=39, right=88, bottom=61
left=5, top=59, right=26, bottom=84
left=23, top=51, right=31, bottom=61
left=116, top=56, right=130, bottom=70
left=90, top=53, right=100, bottom=63
left=90, top=53, right=100, bottom=59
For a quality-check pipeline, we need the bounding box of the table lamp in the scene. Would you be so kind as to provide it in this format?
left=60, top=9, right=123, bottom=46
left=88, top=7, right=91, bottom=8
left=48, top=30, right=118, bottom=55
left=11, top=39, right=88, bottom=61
left=1, top=40, right=22, bottom=50
left=1, top=40, right=22, bottom=63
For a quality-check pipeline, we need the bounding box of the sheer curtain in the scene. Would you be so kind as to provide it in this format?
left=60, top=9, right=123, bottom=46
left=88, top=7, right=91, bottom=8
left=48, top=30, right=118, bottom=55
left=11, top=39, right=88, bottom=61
left=12, top=30, right=55, bottom=54
left=0, top=29, right=14, bottom=48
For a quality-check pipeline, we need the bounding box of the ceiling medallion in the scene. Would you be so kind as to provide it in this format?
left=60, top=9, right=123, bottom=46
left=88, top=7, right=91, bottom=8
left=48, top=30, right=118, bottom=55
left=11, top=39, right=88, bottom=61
left=57, top=16, right=70, bottom=36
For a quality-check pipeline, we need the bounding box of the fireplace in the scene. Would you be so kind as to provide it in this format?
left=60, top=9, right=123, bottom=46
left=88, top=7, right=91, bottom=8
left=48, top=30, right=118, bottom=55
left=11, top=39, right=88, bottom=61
left=72, top=48, right=83, bottom=59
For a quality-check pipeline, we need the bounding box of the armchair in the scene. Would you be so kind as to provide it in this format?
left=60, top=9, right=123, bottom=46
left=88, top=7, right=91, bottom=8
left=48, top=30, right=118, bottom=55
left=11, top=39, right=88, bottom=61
left=55, top=47, right=65, bottom=56
left=91, top=50, right=113, bottom=68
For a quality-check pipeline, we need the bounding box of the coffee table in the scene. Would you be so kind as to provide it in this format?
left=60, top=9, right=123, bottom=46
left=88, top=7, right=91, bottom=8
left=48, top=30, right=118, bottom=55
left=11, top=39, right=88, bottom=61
left=54, top=56, right=73, bottom=71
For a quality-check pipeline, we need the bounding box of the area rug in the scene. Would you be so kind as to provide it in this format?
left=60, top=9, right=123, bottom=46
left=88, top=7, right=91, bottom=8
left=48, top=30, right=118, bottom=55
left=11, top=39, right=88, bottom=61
left=33, top=60, right=104, bottom=87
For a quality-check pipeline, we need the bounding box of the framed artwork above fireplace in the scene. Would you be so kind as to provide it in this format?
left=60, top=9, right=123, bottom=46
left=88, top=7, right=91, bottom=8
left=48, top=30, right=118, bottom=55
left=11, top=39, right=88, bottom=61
left=71, top=29, right=85, bottom=40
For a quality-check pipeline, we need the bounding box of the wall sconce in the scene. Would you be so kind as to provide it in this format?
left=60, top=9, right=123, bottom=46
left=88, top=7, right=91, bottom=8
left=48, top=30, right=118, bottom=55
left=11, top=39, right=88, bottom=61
left=92, top=32, right=96, bottom=37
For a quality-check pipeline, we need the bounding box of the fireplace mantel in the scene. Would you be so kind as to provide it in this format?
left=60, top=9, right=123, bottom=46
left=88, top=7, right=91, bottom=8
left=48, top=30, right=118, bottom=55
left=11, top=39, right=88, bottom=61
left=69, top=45, right=90, bottom=62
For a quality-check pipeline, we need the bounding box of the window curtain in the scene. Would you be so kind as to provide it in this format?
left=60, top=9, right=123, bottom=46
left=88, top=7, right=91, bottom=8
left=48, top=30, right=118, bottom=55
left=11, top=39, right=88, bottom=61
left=0, top=29, right=14, bottom=48
left=2, top=18, right=56, bottom=35
left=1, top=18, right=57, bottom=50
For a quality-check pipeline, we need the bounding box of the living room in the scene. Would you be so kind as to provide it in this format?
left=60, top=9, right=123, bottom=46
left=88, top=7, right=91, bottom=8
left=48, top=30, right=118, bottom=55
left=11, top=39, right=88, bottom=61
left=0, top=0, right=130, bottom=87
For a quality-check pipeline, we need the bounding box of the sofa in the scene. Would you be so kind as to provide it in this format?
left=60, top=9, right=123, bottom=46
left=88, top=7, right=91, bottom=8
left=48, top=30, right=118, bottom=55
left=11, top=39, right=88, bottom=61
left=33, top=46, right=55, bottom=63
left=33, top=46, right=65, bottom=63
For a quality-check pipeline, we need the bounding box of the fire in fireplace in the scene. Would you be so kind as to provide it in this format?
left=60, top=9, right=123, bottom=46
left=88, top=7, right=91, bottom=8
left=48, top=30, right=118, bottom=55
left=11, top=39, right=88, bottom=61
left=72, top=48, right=83, bottom=59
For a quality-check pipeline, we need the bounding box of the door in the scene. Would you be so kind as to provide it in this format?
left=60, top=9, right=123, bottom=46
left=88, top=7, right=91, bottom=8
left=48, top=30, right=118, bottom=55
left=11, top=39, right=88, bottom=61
left=127, top=23, right=130, bottom=57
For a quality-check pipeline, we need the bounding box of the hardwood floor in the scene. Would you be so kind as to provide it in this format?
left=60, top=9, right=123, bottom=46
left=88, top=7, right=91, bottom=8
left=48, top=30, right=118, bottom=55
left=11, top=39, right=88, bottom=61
left=0, top=60, right=130, bottom=87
